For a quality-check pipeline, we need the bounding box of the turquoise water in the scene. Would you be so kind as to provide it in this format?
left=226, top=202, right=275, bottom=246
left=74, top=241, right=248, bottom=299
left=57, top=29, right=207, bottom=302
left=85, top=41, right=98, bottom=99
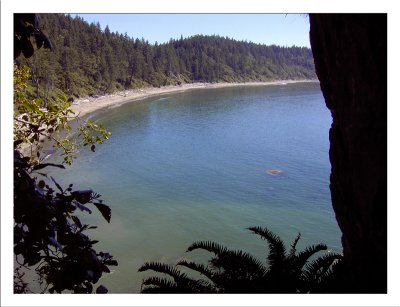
left=48, top=82, right=341, bottom=293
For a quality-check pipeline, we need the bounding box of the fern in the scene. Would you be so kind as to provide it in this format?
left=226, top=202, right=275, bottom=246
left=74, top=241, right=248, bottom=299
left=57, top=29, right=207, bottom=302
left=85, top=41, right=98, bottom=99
left=295, top=243, right=328, bottom=269
left=289, top=232, right=301, bottom=258
left=138, top=262, right=187, bottom=283
left=139, top=226, right=343, bottom=293
left=139, top=262, right=216, bottom=293
left=302, top=253, right=343, bottom=285
left=210, top=249, right=267, bottom=278
left=141, top=276, right=176, bottom=289
left=187, top=241, right=228, bottom=255
left=177, top=259, right=215, bottom=281
left=247, top=226, right=286, bottom=267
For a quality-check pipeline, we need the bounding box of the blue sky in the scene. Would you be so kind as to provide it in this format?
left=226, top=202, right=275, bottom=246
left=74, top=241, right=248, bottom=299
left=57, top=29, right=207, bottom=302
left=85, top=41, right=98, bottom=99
left=74, top=14, right=311, bottom=48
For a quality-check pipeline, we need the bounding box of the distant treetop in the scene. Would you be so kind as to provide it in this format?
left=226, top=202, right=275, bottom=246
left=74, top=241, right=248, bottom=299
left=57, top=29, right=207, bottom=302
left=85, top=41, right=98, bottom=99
left=18, top=13, right=316, bottom=100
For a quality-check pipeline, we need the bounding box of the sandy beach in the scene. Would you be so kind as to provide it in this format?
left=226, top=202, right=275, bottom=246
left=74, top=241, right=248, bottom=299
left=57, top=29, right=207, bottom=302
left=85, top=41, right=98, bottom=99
left=18, top=80, right=317, bottom=156
left=70, top=80, right=318, bottom=118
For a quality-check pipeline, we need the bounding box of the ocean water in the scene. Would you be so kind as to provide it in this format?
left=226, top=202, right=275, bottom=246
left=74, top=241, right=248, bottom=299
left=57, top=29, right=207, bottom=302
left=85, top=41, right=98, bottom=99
left=47, top=82, right=342, bottom=293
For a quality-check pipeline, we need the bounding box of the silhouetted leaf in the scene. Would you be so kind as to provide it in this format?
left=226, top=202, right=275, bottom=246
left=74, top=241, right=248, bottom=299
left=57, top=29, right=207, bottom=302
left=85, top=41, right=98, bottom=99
left=72, top=190, right=92, bottom=204
left=101, top=264, right=110, bottom=273
left=71, top=215, right=82, bottom=228
left=32, top=163, right=65, bottom=171
left=73, top=200, right=92, bottom=214
left=99, top=252, right=111, bottom=259
left=21, top=39, right=34, bottom=58
left=96, top=285, right=108, bottom=294
left=48, top=236, right=63, bottom=250
left=104, top=259, right=118, bottom=266
left=38, top=180, right=45, bottom=189
left=92, top=202, right=111, bottom=223
left=50, top=176, right=63, bottom=193
left=34, top=32, right=45, bottom=49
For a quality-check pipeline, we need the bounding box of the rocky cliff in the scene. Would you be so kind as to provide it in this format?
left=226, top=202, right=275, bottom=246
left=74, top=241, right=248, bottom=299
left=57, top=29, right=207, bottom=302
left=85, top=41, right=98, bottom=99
left=309, top=14, right=387, bottom=292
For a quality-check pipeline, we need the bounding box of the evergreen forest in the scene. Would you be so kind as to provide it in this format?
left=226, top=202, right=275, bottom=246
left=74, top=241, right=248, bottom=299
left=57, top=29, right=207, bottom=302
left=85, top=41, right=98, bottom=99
left=18, top=13, right=316, bottom=103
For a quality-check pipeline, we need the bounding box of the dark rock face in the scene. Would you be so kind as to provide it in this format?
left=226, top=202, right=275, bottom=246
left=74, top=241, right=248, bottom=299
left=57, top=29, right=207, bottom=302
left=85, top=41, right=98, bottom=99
left=309, top=14, right=387, bottom=292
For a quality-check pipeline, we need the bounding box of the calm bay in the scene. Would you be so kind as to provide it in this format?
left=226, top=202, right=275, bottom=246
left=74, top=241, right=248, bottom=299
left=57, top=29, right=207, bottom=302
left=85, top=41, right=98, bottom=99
left=47, top=82, right=341, bottom=293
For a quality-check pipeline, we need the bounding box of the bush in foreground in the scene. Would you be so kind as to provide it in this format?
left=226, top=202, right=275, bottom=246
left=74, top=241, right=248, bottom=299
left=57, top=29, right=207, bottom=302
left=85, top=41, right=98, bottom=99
left=139, top=226, right=343, bottom=293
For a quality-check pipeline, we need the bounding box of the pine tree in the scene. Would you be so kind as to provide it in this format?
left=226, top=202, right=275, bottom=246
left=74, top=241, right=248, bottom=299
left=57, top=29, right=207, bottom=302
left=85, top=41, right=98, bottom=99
left=17, top=13, right=317, bottom=100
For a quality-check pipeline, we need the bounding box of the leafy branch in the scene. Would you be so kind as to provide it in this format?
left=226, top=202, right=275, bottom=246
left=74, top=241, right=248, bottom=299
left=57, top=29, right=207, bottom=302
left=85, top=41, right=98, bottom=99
left=14, top=152, right=117, bottom=293
left=14, top=64, right=112, bottom=165
left=13, top=15, right=116, bottom=293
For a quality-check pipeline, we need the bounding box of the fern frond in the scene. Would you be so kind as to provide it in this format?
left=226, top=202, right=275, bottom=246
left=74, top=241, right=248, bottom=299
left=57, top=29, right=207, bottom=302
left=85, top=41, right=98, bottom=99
left=187, top=241, right=228, bottom=255
left=179, top=276, right=217, bottom=293
left=295, top=243, right=327, bottom=268
left=138, top=261, right=186, bottom=282
left=177, top=259, right=215, bottom=282
left=302, top=253, right=343, bottom=284
left=141, top=276, right=176, bottom=289
left=139, top=261, right=215, bottom=293
left=217, top=249, right=267, bottom=277
left=289, top=232, right=301, bottom=258
left=247, top=226, right=286, bottom=267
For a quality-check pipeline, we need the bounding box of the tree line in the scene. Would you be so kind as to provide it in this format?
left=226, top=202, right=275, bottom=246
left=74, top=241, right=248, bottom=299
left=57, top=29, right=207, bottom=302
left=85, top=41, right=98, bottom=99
left=18, top=13, right=316, bottom=103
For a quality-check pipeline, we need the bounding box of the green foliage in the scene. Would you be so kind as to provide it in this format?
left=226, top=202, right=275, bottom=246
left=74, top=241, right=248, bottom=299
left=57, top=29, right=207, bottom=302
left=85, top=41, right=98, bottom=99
left=78, top=120, right=112, bottom=153
left=14, top=74, right=115, bottom=292
left=18, top=14, right=317, bottom=102
left=139, top=227, right=342, bottom=293
left=14, top=14, right=115, bottom=294
left=13, top=67, right=116, bottom=292
left=14, top=64, right=111, bottom=165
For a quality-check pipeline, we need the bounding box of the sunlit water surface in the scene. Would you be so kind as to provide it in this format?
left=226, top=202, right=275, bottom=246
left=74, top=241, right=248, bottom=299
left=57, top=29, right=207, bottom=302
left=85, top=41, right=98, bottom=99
left=48, top=82, right=341, bottom=293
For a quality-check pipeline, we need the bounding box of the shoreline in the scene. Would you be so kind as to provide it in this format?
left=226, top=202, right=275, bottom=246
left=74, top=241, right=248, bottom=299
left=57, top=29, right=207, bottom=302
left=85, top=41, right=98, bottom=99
left=70, top=80, right=319, bottom=118
left=20, top=80, right=318, bottom=156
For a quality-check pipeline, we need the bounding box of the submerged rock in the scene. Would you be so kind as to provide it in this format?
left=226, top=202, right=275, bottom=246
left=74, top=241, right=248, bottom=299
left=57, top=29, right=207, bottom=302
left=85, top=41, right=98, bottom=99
left=265, top=169, right=283, bottom=175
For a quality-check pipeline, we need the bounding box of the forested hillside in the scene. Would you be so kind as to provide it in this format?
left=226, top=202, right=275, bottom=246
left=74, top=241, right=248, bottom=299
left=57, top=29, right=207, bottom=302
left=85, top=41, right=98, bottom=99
left=18, top=13, right=316, bottom=101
